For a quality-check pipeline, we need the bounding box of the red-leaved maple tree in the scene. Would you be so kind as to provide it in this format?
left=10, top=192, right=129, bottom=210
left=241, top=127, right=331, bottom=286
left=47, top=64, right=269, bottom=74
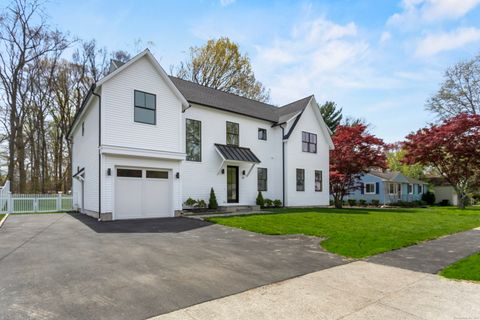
left=330, top=124, right=386, bottom=208
left=403, top=113, right=480, bottom=209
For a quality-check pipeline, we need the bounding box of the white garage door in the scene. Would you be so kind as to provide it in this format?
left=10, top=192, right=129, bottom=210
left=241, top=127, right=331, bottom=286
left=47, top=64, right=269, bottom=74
left=115, top=168, right=172, bottom=220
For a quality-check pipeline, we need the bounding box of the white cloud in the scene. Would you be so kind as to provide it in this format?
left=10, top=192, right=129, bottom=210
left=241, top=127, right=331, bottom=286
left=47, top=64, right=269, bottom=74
left=380, top=31, right=391, bottom=44
left=220, top=0, right=235, bottom=7
left=388, top=0, right=480, bottom=27
left=415, top=27, right=480, bottom=56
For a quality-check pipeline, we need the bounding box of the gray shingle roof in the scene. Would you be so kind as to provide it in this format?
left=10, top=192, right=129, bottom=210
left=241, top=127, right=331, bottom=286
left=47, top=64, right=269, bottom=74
left=169, top=76, right=311, bottom=123
left=215, top=144, right=261, bottom=163
left=369, top=170, right=426, bottom=184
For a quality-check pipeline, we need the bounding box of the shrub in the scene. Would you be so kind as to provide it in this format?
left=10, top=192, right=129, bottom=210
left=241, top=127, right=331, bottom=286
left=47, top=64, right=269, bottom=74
left=438, top=199, right=450, bottom=206
left=421, top=191, right=435, bottom=205
left=359, top=199, right=367, bottom=207
left=256, top=191, right=264, bottom=207
left=184, top=197, right=197, bottom=207
left=347, top=199, right=357, bottom=206
left=264, top=198, right=273, bottom=208
left=195, top=199, right=207, bottom=208
left=273, top=199, right=282, bottom=208
left=208, top=188, right=218, bottom=209
left=371, top=199, right=380, bottom=207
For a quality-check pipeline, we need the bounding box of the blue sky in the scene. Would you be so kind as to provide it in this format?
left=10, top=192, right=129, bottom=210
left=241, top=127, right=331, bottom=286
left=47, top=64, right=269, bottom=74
left=21, top=0, right=480, bottom=142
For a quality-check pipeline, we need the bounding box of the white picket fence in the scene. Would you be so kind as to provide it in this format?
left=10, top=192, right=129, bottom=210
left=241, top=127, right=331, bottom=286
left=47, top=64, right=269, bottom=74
left=0, top=181, right=73, bottom=214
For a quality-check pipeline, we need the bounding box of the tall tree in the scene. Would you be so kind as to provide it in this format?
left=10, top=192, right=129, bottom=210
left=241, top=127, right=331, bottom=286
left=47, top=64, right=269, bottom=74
left=426, top=53, right=480, bottom=119
left=330, top=124, right=386, bottom=208
left=175, top=37, right=270, bottom=102
left=318, top=101, right=342, bottom=132
left=403, top=113, right=480, bottom=209
left=0, top=0, right=68, bottom=192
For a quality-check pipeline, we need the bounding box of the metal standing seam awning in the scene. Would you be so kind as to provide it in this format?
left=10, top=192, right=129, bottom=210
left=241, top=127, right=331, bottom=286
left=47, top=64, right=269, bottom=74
left=214, top=143, right=261, bottom=176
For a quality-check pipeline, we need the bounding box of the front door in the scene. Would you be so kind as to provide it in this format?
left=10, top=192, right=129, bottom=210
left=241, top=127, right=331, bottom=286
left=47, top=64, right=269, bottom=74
left=227, top=166, right=239, bottom=203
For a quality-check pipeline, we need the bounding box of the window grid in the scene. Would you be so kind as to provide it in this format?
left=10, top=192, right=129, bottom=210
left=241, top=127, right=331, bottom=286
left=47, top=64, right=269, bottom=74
left=134, top=90, right=156, bottom=125
left=296, top=168, right=305, bottom=191
left=226, top=121, right=239, bottom=146
left=302, top=131, right=317, bottom=153
left=257, top=168, right=267, bottom=191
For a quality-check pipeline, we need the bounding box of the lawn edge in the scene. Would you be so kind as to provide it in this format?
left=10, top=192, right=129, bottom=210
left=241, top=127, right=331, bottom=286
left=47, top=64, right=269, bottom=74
left=0, top=214, right=9, bottom=229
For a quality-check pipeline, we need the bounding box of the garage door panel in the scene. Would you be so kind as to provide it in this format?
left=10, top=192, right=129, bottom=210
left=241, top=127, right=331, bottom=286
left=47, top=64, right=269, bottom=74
left=115, top=168, right=172, bottom=220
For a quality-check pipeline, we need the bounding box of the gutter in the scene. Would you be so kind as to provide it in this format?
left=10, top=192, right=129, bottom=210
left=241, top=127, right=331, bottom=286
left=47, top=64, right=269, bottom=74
left=91, top=85, right=102, bottom=221
left=280, top=124, right=286, bottom=207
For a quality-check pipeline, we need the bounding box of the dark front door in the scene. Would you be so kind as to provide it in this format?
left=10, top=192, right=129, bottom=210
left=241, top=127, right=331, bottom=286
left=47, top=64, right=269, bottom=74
left=227, top=166, right=239, bottom=203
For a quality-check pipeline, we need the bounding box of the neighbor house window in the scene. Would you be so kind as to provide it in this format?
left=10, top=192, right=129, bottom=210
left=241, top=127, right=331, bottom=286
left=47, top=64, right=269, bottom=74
left=226, top=121, right=239, bottom=146
left=134, top=90, right=156, bottom=125
left=302, top=131, right=317, bottom=153
left=258, top=128, right=267, bottom=140
left=315, top=170, right=322, bottom=192
left=418, top=185, right=423, bottom=194
left=389, top=183, right=396, bottom=195
left=296, top=168, right=305, bottom=191
left=257, top=168, right=267, bottom=191
left=408, top=184, right=413, bottom=194
left=186, top=119, right=201, bottom=162
left=365, top=183, right=376, bottom=194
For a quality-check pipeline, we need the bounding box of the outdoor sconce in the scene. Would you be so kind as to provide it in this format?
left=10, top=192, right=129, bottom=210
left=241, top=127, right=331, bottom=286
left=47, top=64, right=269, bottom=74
left=242, top=170, right=246, bottom=176
left=176, top=172, right=180, bottom=179
left=107, top=168, right=111, bottom=176
left=221, top=169, right=225, bottom=174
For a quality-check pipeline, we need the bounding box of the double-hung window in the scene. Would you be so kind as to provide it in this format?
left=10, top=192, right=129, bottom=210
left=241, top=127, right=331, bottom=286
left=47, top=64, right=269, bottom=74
left=365, top=183, right=376, bottom=194
left=296, top=168, right=305, bottom=191
left=186, top=119, right=201, bottom=162
left=134, top=90, right=156, bottom=125
left=315, top=170, right=322, bottom=192
left=258, top=128, right=267, bottom=140
left=408, top=184, right=413, bottom=194
left=226, top=121, right=239, bottom=146
left=257, top=168, right=267, bottom=191
left=302, top=131, right=317, bottom=153
left=389, top=183, right=396, bottom=195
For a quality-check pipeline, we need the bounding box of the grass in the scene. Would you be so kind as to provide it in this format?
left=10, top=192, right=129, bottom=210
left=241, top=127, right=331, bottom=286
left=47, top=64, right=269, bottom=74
left=440, top=252, right=480, bottom=282
left=0, top=213, right=5, bottom=221
left=206, top=207, right=480, bottom=258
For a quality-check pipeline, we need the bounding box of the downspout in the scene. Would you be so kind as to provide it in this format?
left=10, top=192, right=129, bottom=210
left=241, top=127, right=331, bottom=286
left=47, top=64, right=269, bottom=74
left=92, top=85, right=102, bottom=221
left=280, top=124, right=286, bottom=207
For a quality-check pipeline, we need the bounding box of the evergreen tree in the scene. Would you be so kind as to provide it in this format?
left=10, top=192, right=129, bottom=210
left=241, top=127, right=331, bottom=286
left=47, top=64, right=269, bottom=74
left=318, top=101, right=342, bottom=132
left=208, top=187, right=218, bottom=209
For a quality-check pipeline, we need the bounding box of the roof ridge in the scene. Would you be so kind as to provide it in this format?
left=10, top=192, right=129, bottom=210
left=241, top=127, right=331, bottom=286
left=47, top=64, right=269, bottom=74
left=168, top=76, right=279, bottom=109
left=278, top=95, right=313, bottom=109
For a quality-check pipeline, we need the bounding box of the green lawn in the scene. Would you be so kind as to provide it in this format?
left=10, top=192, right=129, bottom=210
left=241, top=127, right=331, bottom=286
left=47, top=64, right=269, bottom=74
left=0, top=213, right=5, bottom=221
left=440, top=252, right=480, bottom=281
left=206, top=207, right=480, bottom=258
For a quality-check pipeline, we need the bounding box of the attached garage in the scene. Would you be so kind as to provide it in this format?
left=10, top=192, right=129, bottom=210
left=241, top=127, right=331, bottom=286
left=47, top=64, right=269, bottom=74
left=114, top=167, right=173, bottom=220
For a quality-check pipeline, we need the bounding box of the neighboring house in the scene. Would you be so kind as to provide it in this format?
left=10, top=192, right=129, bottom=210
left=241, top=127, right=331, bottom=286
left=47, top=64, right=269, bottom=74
left=347, top=170, right=428, bottom=205
left=68, top=49, right=334, bottom=221
left=425, top=177, right=458, bottom=206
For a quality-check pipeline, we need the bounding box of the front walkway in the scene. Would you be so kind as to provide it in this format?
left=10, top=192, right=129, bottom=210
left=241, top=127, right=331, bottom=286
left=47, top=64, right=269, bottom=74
left=151, top=261, right=480, bottom=320
left=367, top=228, right=480, bottom=273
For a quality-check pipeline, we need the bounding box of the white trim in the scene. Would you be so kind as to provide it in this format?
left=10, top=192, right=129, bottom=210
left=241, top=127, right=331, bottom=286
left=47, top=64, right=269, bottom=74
left=100, top=145, right=186, bottom=160
left=408, top=183, right=413, bottom=195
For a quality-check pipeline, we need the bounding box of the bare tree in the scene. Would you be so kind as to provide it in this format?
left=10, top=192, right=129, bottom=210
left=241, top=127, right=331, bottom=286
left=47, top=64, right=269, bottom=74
left=426, top=53, right=480, bottom=119
left=0, top=0, right=68, bottom=192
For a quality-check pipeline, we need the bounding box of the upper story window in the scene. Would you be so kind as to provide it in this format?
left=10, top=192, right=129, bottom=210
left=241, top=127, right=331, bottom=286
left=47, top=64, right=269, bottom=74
left=226, top=121, right=239, bottom=146
left=257, top=168, right=267, bottom=191
left=365, top=183, right=376, bottom=194
left=186, top=119, right=201, bottom=162
left=134, top=90, right=156, bottom=125
left=258, top=128, right=267, bottom=140
left=296, top=168, right=305, bottom=191
left=302, top=131, right=317, bottom=153
left=315, top=170, right=322, bottom=192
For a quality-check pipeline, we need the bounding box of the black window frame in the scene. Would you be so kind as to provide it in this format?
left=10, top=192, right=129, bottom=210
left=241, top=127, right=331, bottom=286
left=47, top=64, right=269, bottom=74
left=296, top=168, right=305, bottom=191
left=134, top=90, right=156, bottom=125
left=226, top=121, right=239, bottom=146
left=258, top=128, right=267, bottom=141
left=302, top=131, right=317, bottom=153
left=186, top=118, right=202, bottom=162
left=146, top=170, right=168, bottom=179
left=315, top=170, right=322, bottom=192
left=257, top=167, right=267, bottom=191
left=117, top=168, right=142, bottom=178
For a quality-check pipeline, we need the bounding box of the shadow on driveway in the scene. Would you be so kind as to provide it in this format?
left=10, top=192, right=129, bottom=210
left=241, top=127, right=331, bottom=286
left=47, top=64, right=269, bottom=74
left=68, top=212, right=211, bottom=233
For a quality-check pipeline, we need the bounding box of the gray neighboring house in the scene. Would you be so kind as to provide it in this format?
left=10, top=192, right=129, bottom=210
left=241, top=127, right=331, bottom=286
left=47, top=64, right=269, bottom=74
left=347, top=170, right=428, bottom=205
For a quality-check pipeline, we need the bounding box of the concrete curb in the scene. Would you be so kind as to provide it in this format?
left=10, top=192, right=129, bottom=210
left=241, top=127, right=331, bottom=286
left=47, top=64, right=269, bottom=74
left=0, top=213, right=9, bottom=229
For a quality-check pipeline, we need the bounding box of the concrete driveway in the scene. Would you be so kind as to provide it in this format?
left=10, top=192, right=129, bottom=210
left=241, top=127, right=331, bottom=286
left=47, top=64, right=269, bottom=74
left=0, top=213, right=347, bottom=320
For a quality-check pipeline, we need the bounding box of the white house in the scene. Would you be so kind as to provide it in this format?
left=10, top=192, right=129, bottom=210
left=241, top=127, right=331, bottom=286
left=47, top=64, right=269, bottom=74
left=68, top=49, right=334, bottom=221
